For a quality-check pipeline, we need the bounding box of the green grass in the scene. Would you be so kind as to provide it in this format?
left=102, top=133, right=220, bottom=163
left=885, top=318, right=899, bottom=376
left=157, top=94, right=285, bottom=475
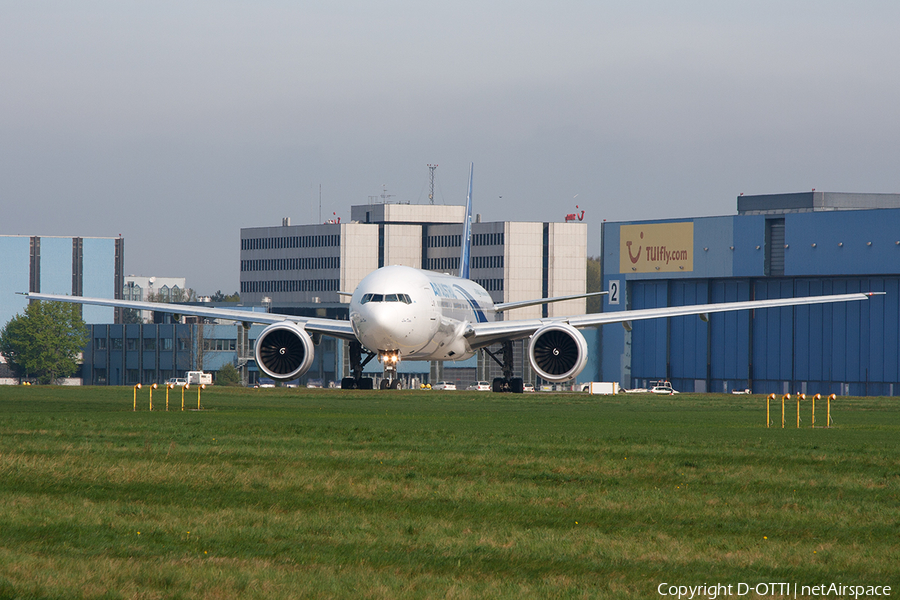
left=0, top=387, right=898, bottom=599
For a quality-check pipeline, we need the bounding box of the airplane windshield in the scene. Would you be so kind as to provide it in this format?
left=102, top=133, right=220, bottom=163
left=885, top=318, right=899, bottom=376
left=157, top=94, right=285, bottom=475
left=360, top=293, right=412, bottom=305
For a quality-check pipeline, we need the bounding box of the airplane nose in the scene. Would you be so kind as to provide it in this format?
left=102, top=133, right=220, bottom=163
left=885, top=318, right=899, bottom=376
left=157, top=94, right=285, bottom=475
left=356, top=303, right=430, bottom=352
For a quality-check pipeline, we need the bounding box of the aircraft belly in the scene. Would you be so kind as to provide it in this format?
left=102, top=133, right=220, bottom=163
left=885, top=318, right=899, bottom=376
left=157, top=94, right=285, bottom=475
left=404, top=315, right=473, bottom=361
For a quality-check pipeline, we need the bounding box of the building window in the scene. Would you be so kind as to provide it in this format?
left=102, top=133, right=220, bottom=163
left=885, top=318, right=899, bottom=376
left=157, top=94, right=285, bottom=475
left=178, top=337, right=191, bottom=351
left=112, top=338, right=123, bottom=350
left=93, top=369, right=107, bottom=385
left=94, top=338, right=107, bottom=350
left=126, top=369, right=140, bottom=384
left=143, top=369, right=156, bottom=384
left=160, top=338, right=173, bottom=351
left=143, top=338, right=156, bottom=351
left=126, top=338, right=138, bottom=351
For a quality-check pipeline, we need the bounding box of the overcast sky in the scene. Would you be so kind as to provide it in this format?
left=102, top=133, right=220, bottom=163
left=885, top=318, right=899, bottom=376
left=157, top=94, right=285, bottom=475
left=3, top=1, right=899, bottom=294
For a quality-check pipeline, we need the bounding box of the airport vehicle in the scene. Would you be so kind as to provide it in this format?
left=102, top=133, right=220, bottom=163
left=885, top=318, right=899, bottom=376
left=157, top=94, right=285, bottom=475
left=432, top=381, right=457, bottom=391
left=467, top=381, right=491, bottom=391
left=186, top=371, right=212, bottom=386
left=165, top=378, right=187, bottom=387
left=22, top=165, right=883, bottom=393
left=649, top=380, right=678, bottom=395
left=584, top=382, right=621, bottom=395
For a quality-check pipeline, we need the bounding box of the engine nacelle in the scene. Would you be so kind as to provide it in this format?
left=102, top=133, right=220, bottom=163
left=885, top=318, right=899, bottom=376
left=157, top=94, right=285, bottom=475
left=254, top=322, right=315, bottom=381
left=528, top=323, right=588, bottom=383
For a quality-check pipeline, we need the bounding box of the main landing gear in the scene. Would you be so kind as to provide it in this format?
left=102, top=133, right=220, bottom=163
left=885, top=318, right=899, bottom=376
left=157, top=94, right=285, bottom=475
left=483, top=341, right=524, bottom=393
left=341, top=341, right=376, bottom=390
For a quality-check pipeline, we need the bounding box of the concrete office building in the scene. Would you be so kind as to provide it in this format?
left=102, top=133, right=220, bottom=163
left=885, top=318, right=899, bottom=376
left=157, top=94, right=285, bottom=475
left=239, top=204, right=589, bottom=387
left=0, top=235, right=123, bottom=326
left=600, top=192, right=900, bottom=396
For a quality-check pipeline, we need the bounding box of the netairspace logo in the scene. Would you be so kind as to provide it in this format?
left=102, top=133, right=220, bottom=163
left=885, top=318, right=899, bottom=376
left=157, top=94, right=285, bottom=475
left=657, top=582, right=892, bottom=599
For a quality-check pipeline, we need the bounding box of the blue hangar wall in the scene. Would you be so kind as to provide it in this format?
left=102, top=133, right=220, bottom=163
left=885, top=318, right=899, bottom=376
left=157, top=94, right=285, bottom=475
left=600, top=209, right=900, bottom=396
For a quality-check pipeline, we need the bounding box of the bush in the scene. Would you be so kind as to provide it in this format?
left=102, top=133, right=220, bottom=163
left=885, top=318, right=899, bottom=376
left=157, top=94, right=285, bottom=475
left=216, top=363, right=242, bottom=386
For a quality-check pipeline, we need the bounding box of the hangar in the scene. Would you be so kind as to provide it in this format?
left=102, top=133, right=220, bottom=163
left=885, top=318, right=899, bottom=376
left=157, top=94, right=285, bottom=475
left=600, top=192, right=900, bottom=396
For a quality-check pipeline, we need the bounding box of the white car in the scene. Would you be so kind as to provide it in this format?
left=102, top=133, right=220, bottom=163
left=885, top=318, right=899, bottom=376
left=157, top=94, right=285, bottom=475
left=432, top=381, right=456, bottom=391
left=165, top=378, right=187, bottom=387
left=466, top=381, right=491, bottom=391
left=649, top=380, right=679, bottom=395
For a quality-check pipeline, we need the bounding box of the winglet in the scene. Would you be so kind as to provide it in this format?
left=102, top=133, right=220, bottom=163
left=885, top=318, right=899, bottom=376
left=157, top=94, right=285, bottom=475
left=459, top=163, right=473, bottom=280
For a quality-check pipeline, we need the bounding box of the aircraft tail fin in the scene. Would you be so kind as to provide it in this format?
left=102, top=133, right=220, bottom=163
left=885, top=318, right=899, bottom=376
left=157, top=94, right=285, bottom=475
left=459, top=163, right=473, bottom=279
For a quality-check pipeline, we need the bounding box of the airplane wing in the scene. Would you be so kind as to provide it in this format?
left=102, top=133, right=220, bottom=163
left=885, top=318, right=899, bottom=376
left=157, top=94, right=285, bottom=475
left=466, top=291, right=884, bottom=349
left=493, top=290, right=608, bottom=312
left=19, top=292, right=358, bottom=341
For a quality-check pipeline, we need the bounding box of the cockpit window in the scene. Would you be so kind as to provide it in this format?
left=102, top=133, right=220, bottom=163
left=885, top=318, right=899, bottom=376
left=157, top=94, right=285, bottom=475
left=360, top=293, right=412, bottom=304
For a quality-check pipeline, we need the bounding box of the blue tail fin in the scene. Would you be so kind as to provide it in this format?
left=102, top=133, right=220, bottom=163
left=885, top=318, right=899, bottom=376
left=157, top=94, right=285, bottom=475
left=459, top=163, right=473, bottom=279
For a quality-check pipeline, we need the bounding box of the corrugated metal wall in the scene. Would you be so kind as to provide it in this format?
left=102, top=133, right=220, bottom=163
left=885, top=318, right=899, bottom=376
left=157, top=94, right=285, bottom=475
left=629, top=277, right=898, bottom=396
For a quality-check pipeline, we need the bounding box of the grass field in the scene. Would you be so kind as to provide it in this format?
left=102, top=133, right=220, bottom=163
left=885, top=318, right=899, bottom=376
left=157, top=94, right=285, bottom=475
left=0, top=386, right=898, bottom=599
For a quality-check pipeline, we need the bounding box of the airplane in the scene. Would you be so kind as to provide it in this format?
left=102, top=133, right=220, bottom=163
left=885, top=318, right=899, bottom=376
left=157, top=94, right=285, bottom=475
left=22, top=164, right=884, bottom=392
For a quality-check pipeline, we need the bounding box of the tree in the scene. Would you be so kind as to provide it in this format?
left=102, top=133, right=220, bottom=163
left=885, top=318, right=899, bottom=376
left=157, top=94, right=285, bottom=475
left=216, top=363, right=241, bottom=386
left=210, top=290, right=241, bottom=303
left=0, top=300, right=89, bottom=384
left=586, top=256, right=603, bottom=314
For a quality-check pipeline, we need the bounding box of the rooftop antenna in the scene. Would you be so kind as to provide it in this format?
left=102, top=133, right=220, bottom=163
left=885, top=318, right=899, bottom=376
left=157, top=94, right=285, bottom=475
left=427, top=164, right=438, bottom=204
left=380, top=184, right=395, bottom=204
left=318, top=184, right=322, bottom=223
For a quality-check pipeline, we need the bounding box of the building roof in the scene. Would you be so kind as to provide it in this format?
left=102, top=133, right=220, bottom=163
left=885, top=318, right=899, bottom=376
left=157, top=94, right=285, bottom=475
left=737, top=191, right=900, bottom=215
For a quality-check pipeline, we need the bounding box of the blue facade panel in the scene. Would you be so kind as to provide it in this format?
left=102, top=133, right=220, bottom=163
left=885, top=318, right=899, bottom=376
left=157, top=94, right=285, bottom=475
left=0, top=237, right=30, bottom=327
left=82, top=238, right=115, bottom=323
left=39, top=237, right=72, bottom=296
left=668, top=280, right=709, bottom=386
left=786, top=209, right=900, bottom=276
left=732, top=215, right=766, bottom=277
left=708, top=280, right=751, bottom=392
left=691, top=217, right=733, bottom=278
left=630, top=281, right=669, bottom=383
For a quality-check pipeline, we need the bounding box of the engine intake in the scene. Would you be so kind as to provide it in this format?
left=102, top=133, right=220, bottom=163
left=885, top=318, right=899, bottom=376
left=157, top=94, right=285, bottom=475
left=254, top=322, right=315, bottom=380
left=528, top=323, right=588, bottom=382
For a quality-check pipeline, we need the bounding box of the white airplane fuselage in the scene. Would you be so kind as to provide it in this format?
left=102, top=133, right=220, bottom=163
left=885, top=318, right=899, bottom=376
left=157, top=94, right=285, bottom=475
left=349, top=265, right=495, bottom=361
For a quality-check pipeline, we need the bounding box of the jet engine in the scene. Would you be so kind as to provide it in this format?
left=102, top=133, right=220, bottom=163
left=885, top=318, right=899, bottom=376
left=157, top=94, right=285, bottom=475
left=527, top=323, right=588, bottom=382
left=254, top=322, right=315, bottom=381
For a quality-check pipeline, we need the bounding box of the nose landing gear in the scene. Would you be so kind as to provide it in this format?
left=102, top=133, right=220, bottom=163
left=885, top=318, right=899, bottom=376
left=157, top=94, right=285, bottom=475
left=378, top=350, right=403, bottom=389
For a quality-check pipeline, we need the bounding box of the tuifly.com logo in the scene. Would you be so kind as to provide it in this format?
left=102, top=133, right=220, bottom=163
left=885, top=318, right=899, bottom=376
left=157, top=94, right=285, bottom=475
left=619, top=223, right=693, bottom=273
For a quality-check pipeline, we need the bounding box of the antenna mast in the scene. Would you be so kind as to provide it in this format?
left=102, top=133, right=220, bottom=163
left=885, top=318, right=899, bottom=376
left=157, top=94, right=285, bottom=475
left=427, top=164, right=438, bottom=204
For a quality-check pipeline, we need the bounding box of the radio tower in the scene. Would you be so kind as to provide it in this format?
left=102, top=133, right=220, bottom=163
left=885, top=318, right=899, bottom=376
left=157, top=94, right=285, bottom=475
left=427, top=164, right=438, bottom=204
